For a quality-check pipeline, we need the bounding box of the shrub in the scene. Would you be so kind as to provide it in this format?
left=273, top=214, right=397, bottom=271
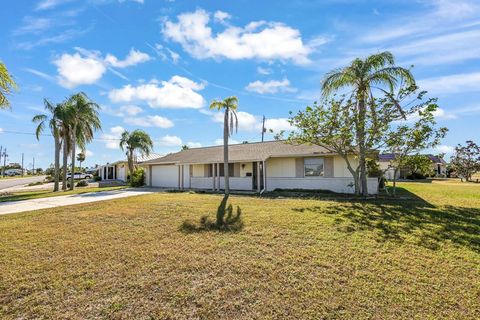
left=28, top=181, right=44, bottom=186
left=93, top=176, right=101, bottom=182
left=130, top=168, right=145, bottom=187
left=76, top=180, right=89, bottom=187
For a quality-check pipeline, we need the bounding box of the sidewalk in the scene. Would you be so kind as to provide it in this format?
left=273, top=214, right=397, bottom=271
left=0, top=189, right=153, bottom=216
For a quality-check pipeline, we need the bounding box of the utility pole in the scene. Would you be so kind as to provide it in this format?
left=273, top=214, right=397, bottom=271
left=33, top=157, right=35, bottom=176
left=21, top=153, right=24, bottom=177
left=261, top=115, right=266, bottom=142
left=2, top=148, right=7, bottom=178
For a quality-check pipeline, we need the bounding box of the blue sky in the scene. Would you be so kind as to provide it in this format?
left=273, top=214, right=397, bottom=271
left=1, top=0, right=479, bottom=169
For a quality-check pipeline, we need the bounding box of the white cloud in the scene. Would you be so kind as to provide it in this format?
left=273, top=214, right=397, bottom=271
left=264, top=118, right=293, bottom=132
left=245, top=78, right=296, bottom=94
left=257, top=66, right=272, bottom=75
left=119, top=105, right=143, bottom=116
left=36, top=0, right=73, bottom=10
left=14, top=17, right=52, bottom=35
left=215, top=138, right=240, bottom=145
left=435, top=145, right=455, bottom=154
left=108, top=76, right=206, bottom=109
left=162, top=9, right=322, bottom=65
left=211, top=111, right=293, bottom=134
left=54, top=51, right=106, bottom=88
left=212, top=111, right=258, bottom=131
left=0, top=128, right=3, bottom=134
left=101, top=126, right=125, bottom=149
left=53, top=47, right=151, bottom=88
left=124, top=115, right=174, bottom=128
left=105, top=48, right=151, bottom=68
left=85, top=150, right=94, bottom=157
left=187, top=142, right=202, bottom=148
left=433, top=108, right=457, bottom=120
left=418, top=72, right=480, bottom=94
left=213, top=10, right=231, bottom=23
left=24, top=68, right=56, bottom=82
left=158, top=135, right=182, bottom=147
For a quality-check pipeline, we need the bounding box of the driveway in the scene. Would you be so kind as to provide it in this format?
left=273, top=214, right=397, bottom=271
left=0, top=176, right=46, bottom=190
left=0, top=188, right=154, bottom=215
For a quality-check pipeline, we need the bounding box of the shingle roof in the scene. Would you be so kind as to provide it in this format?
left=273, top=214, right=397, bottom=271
left=379, top=153, right=446, bottom=164
left=141, top=141, right=334, bottom=165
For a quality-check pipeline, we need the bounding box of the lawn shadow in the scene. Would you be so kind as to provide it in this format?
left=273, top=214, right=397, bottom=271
left=292, top=187, right=480, bottom=253
left=180, top=195, right=244, bottom=233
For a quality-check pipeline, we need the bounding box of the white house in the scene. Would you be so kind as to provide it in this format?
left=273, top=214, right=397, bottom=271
left=379, top=153, right=447, bottom=180
left=140, top=141, right=379, bottom=194
left=98, top=153, right=163, bottom=182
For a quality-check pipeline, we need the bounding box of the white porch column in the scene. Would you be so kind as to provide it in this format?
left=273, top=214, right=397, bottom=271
left=113, top=166, right=116, bottom=180
left=263, top=160, right=267, bottom=192
left=101, top=167, right=104, bottom=180
left=212, top=164, right=215, bottom=191
left=216, top=163, right=220, bottom=191
left=257, top=161, right=261, bottom=193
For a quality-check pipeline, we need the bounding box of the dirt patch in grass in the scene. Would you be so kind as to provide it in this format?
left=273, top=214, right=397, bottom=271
left=0, top=182, right=479, bottom=319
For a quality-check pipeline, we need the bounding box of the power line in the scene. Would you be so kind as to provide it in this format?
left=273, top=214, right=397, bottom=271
left=0, top=130, right=121, bottom=141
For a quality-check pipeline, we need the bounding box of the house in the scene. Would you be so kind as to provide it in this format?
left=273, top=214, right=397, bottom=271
left=378, top=153, right=447, bottom=179
left=140, top=141, right=379, bottom=194
left=98, top=153, right=163, bottom=182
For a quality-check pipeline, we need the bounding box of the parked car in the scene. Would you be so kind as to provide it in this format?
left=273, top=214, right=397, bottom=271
left=67, top=172, right=93, bottom=180
left=5, top=169, right=22, bottom=176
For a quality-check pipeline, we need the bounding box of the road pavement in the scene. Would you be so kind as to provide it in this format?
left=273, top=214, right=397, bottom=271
left=0, top=176, right=47, bottom=190
left=0, top=188, right=153, bottom=215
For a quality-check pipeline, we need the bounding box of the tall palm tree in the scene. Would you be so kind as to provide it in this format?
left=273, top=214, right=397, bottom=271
left=58, top=107, right=73, bottom=191
left=0, top=61, right=17, bottom=110
left=77, top=152, right=86, bottom=173
left=66, top=92, right=101, bottom=190
left=119, top=130, right=153, bottom=180
left=321, top=51, right=414, bottom=196
left=209, top=96, right=239, bottom=195
left=32, top=100, right=63, bottom=192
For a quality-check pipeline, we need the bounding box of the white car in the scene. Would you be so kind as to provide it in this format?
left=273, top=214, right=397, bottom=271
left=67, top=172, right=93, bottom=180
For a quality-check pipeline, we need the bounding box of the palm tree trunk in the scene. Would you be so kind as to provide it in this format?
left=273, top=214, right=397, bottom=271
left=70, top=127, right=76, bottom=190
left=53, top=135, right=60, bottom=192
left=62, top=140, right=68, bottom=191
left=357, top=98, right=368, bottom=196
left=223, top=108, right=230, bottom=195
left=127, top=149, right=134, bottom=181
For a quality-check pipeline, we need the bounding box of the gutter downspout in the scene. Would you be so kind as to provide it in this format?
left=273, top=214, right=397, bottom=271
left=260, top=159, right=267, bottom=195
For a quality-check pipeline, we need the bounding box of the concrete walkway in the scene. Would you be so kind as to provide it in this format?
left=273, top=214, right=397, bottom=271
left=0, top=189, right=154, bottom=216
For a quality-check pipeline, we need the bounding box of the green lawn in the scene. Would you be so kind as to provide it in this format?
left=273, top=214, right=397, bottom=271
left=0, top=181, right=479, bottom=319
left=0, top=186, right=127, bottom=202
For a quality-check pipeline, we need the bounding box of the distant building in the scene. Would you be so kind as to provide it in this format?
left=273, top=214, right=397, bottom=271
left=379, top=154, right=447, bottom=179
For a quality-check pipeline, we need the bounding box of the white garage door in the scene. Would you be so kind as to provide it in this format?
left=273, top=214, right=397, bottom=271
left=151, top=165, right=178, bottom=188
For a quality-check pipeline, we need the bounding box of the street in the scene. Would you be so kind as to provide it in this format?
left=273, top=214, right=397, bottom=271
left=0, top=176, right=46, bottom=190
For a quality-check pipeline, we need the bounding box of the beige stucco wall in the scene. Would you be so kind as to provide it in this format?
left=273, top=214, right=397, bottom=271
left=266, top=157, right=297, bottom=177
left=239, top=162, right=253, bottom=177
left=192, top=164, right=205, bottom=177
left=265, top=155, right=358, bottom=178
left=333, top=155, right=358, bottom=178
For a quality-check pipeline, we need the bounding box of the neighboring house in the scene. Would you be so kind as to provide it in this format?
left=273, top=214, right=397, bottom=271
left=98, top=153, right=163, bottom=182
left=140, top=141, right=379, bottom=194
left=379, top=153, right=447, bottom=180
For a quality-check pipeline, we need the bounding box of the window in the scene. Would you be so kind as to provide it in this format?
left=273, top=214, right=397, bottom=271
left=219, top=163, right=235, bottom=177
left=304, top=158, right=324, bottom=176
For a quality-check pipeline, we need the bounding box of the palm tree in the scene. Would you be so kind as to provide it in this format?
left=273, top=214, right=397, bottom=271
left=119, top=130, right=153, bottom=180
left=209, top=96, right=239, bottom=195
left=77, top=152, right=86, bottom=173
left=321, top=51, right=414, bottom=196
left=58, top=107, right=72, bottom=191
left=32, top=100, right=63, bottom=192
left=66, top=92, right=101, bottom=190
left=0, top=61, right=17, bottom=110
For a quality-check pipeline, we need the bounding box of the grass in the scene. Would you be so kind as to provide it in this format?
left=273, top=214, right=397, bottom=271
left=0, top=180, right=479, bottom=319
left=0, top=186, right=127, bottom=202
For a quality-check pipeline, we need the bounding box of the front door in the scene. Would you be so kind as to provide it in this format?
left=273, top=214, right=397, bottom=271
left=252, top=162, right=264, bottom=191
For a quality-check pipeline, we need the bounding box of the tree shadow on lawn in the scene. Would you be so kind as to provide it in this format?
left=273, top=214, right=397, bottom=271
left=180, top=195, right=244, bottom=233
left=293, top=188, right=480, bottom=253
